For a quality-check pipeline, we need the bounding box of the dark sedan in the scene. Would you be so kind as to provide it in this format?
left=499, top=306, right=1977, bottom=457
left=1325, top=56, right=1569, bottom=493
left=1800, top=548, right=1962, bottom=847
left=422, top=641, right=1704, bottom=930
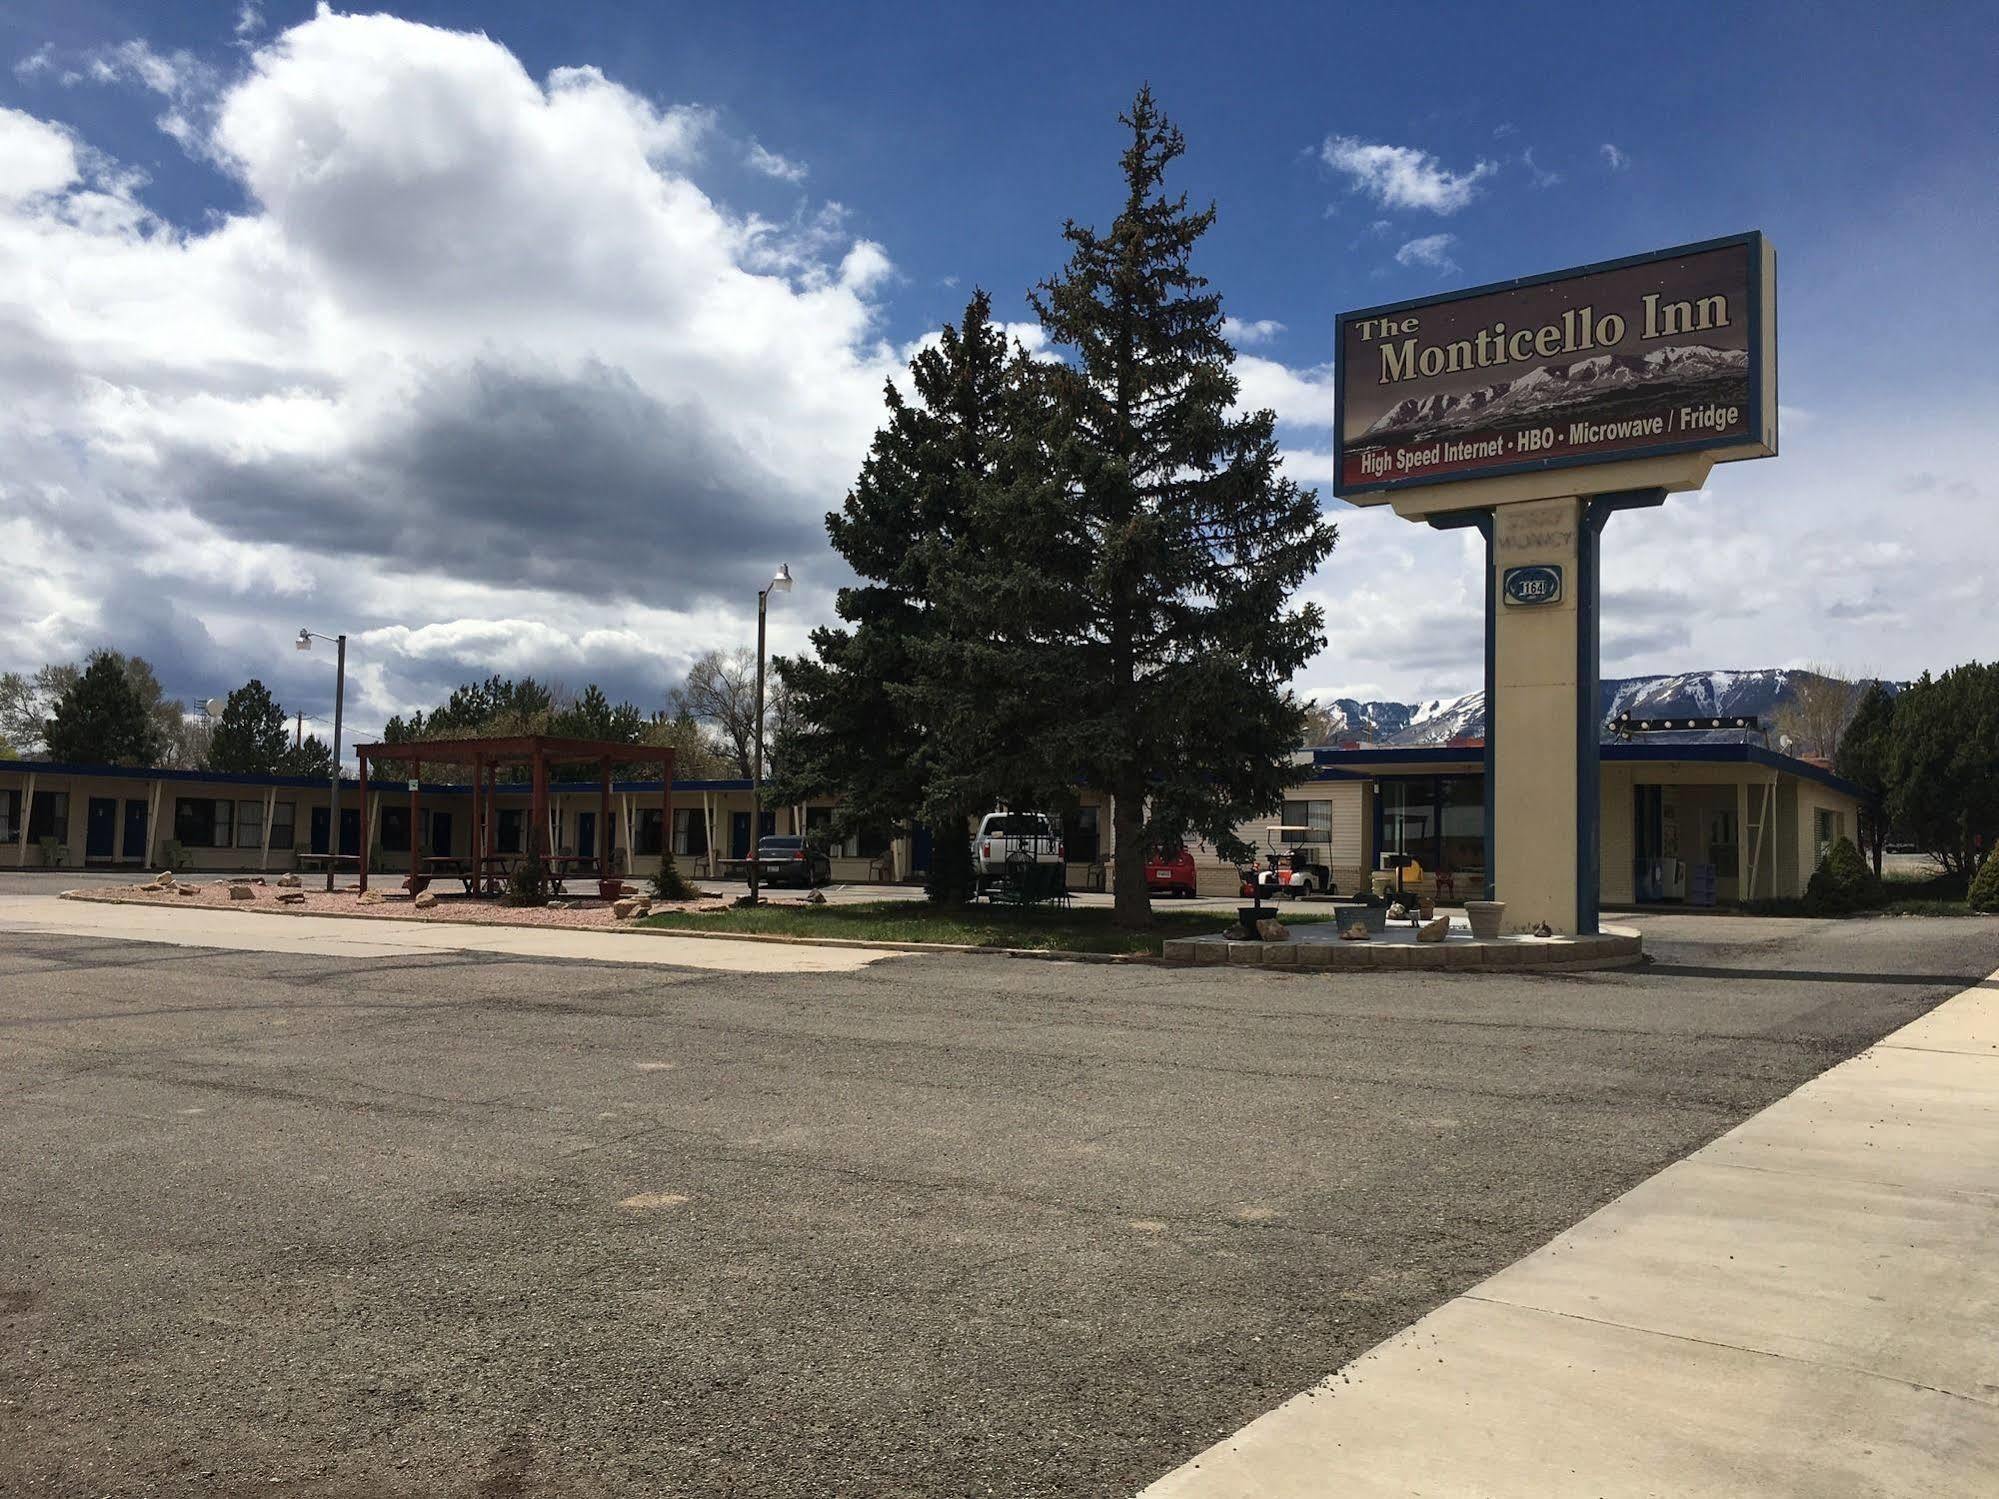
left=755, top=835, right=832, bottom=888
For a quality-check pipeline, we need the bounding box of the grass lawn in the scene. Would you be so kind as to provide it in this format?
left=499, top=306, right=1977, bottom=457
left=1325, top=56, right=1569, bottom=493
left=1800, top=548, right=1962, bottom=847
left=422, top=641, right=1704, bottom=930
left=637, top=899, right=1330, bottom=955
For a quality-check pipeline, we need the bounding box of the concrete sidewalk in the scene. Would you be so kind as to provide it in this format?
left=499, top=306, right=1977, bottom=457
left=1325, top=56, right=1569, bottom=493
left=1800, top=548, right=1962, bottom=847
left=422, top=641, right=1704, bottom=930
left=1144, top=966, right=1999, bottom=1497
left=0, top=890, right=891, bottom=973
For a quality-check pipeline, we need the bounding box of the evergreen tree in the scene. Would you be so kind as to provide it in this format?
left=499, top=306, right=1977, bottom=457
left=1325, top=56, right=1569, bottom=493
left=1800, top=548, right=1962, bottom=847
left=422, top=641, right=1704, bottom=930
left=1008, top=87, right=1338, bottom=925
left=773, top=290, right=1046, bottom=902
left=207, top=679, right=291, bottom=774
left=44, top=651, right=163, bottom=766
left=552, top=684, right=646, bottom=742
left=279, top=734, right=336, bottom=778
left=1834, top=680, right=1896, bottom=876
left=1886, top=662, right=1999, bottom=876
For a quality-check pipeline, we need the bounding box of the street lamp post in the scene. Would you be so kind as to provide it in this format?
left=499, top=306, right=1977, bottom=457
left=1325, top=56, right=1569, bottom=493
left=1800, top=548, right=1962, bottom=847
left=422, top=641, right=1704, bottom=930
left=296, top=629, right=347, bottom=892
left=748, top=563, right=793, bottom=907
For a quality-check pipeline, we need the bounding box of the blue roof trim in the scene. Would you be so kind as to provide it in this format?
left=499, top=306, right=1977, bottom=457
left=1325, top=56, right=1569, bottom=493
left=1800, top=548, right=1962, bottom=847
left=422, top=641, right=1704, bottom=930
left=1307, top=742, right=1869, bottom=802
left=0, top=759, right=754, bottom=796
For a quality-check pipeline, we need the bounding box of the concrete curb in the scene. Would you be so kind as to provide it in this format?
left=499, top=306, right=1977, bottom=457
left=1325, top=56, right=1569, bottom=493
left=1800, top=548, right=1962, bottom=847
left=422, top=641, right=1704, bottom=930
left=1161, top=927, right=1643, bottom=972
left=56, top=889, right=1147, bottom=965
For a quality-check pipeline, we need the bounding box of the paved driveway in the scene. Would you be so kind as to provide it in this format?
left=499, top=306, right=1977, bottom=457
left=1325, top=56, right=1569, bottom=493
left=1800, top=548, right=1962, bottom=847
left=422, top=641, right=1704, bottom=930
left=3, top=912, right=1995, bottom=1497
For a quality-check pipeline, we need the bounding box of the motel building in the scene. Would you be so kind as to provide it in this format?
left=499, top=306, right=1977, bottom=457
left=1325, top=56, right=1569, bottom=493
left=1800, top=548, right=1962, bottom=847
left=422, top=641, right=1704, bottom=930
left=2, top=730, right=1866, bottom=910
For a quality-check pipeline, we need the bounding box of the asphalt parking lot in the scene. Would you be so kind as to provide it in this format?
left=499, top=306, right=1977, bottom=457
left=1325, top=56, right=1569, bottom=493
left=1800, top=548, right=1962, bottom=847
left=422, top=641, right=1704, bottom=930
left=3, top=913, right=1995, bottom=1497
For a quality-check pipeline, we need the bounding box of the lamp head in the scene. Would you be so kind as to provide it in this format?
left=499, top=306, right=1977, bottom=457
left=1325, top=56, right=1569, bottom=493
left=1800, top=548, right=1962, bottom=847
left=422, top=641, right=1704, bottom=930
left=768, top=563, right=793, bottom=594
left=295, top=629, right=312, bottom=651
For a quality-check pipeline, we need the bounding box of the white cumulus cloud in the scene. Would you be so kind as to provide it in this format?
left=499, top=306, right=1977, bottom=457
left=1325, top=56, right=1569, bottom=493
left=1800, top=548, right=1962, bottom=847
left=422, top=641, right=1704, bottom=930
left=1394, top=232, right=1458, bottom=275
left=1320, top=135, right=1494, bottom=213
left=0, top=9, right=905, bottom=736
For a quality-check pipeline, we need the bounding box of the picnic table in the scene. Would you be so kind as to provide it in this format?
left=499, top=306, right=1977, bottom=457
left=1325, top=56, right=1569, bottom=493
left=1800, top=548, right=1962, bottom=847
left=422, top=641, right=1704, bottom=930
left=545, top=854, right=615, bottom=895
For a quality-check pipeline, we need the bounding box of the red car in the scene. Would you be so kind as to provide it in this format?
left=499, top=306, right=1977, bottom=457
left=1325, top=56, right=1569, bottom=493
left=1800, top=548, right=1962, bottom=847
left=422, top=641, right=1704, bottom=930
left=1145, top=844, right=1198, bottom=898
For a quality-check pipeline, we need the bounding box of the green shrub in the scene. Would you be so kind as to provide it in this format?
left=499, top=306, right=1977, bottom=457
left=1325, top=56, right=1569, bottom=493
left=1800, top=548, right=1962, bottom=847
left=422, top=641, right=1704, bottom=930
left=1802, top=836, right=1885, bottom=916
left=505, top=857, right=550, bottom=907
left=1970, top=853, right=1999, bottom=913
left=650, top=852, right=694, bottom=902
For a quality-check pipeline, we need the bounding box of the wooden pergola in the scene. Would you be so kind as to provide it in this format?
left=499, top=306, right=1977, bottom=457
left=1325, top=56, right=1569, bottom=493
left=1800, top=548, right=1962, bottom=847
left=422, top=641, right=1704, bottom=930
left=349, top=734, right=676, bottom=895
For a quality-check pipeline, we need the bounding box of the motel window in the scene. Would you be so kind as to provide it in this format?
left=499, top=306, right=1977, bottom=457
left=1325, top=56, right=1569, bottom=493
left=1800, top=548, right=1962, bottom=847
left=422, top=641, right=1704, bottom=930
left=804, top=805, right=841, bottom=854
left=1063, top=806, right=1101, bottom=865
left=269, top=801, right=296, bottom=851
left=1814, top=808, right=1846, bottom=866
left=0, top=789, right=18, bottom=843
left=236, top=799, right=264, bottom=849
left=670, top=808, right=708, bottom=858
left=27, top=791, right=69, bottom=845
left=379, top=806, right=411, bottom=853
left=855, top=824, right=889, bottom=859
left=173, top=797, right=231, bottom=849
left=497, top=809, right=524, bottom=854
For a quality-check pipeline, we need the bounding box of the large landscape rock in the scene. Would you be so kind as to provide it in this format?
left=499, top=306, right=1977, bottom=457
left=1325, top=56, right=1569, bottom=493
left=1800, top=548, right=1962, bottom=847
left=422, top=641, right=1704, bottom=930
left=1255, top=918, right=1290, bottom=942
left=276, top=890, right=306, bottom=904
left=1417, top=915, right=1450, bottom=942
left=413, top=891, right=438, bottom=910
left=276, top=873, right=301, bottom=888
left=228, top=884, right=255, bottom=901
left=155, top=871, right=175, bottom=887
left=357, top=890, right=384, bottom=906
left=175, top=884, right=197, bottom=896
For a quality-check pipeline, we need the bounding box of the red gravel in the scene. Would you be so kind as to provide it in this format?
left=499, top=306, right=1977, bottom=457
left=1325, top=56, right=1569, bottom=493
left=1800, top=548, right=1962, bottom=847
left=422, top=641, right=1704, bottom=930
left=85, top=879, right=734, bottom=929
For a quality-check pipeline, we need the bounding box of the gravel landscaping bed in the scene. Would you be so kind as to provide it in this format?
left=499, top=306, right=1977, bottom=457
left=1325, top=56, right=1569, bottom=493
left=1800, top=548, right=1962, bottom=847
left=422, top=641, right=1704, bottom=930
left=70, top=878, right=735, bottom=929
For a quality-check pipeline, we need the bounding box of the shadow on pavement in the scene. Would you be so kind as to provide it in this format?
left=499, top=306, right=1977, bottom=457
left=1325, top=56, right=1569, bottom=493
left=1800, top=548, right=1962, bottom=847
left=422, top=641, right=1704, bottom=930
left=1644, top=963, right=1997, bottom=989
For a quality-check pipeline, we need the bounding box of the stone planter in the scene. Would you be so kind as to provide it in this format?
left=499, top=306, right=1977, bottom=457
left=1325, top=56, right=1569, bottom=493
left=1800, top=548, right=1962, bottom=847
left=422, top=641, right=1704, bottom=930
left=1464, top=900, right=1506, bottom=941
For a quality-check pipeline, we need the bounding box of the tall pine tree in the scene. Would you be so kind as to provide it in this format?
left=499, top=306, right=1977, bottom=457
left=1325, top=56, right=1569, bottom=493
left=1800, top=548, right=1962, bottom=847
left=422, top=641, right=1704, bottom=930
left=1005, top=87, right=1338, bottom=925
left=208, top=679, right=291, bottom=774
left=774, top=290, right=1048, bottom=902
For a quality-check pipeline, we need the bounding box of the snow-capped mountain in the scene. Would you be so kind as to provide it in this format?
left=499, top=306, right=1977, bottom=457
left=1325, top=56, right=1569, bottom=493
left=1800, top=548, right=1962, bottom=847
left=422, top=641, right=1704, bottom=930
left=1359, top=344, right=1749, bottom=441
left=1313, top=669, right=1854, bottom=748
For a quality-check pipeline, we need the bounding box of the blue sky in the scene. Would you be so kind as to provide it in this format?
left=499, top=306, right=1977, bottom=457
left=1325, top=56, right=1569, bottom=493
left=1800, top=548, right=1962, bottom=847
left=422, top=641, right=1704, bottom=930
left=1, top=1, right=1994, bottom=743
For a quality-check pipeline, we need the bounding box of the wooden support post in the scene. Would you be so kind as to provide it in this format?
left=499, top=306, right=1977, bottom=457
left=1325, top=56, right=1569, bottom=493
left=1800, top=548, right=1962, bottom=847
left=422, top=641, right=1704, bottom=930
left=409, top=765, right=422, bottom=885
left=530, top=746, right=548, bottom=866
left=661, top=752, right=673, bottom=885
left=356, top=752, right=370, bottom=893
left=599, top=757, right=612, bottom=885
left=144, top=778, right=162, bottom=868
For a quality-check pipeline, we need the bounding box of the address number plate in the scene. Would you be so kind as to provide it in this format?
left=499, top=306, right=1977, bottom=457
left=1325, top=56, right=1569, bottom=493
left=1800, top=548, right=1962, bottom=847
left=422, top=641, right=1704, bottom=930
left=1502, top=564, right=1564, bottom=607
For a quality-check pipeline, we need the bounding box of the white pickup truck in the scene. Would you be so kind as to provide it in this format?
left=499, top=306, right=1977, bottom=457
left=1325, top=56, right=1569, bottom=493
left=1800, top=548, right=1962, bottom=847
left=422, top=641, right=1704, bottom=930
left=971, top=812, right=1065, bottom=899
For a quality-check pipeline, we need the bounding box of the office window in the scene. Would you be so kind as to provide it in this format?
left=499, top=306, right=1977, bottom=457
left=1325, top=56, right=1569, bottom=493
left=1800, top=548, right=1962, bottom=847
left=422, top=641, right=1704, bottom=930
left=237, top=799, right=264, bottom=849
left=1063, top=806, right=1100, bottom=864
left=173, top=797, right=230, bottom=848
left=269, top=801, right=296, bottom=851
left=27, top=791, right=69, bottom=844
left=1708, top=810, right=1739, bottom=878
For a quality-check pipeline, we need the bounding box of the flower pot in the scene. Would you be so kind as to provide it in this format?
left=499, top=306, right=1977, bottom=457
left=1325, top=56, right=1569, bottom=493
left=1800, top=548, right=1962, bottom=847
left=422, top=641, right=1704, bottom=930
left=597, top=878, right=624, bottom=902
left=1464, top=900, right=1506, bottom=941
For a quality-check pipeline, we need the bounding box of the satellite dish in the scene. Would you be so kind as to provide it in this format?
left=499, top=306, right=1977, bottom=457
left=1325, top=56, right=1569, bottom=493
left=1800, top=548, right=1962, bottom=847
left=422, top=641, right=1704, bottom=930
left=203, top=698, right=224, bottom=717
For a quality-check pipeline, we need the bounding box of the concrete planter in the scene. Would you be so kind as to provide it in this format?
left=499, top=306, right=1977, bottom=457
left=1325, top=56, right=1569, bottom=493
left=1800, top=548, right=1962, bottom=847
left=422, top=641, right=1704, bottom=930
left=1464, top=900, right=1506, bottom=941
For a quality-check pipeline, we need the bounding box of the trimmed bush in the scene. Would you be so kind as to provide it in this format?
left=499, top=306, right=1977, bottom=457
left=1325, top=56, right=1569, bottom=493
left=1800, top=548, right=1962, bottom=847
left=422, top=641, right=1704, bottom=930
left=650, top=852, right=695, bottom=903
left=1802, top=836, right=1885, bottom=916
left=504, top=857, right=549, bottom=907
left=1970, top=853, right=1999, bottom=913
